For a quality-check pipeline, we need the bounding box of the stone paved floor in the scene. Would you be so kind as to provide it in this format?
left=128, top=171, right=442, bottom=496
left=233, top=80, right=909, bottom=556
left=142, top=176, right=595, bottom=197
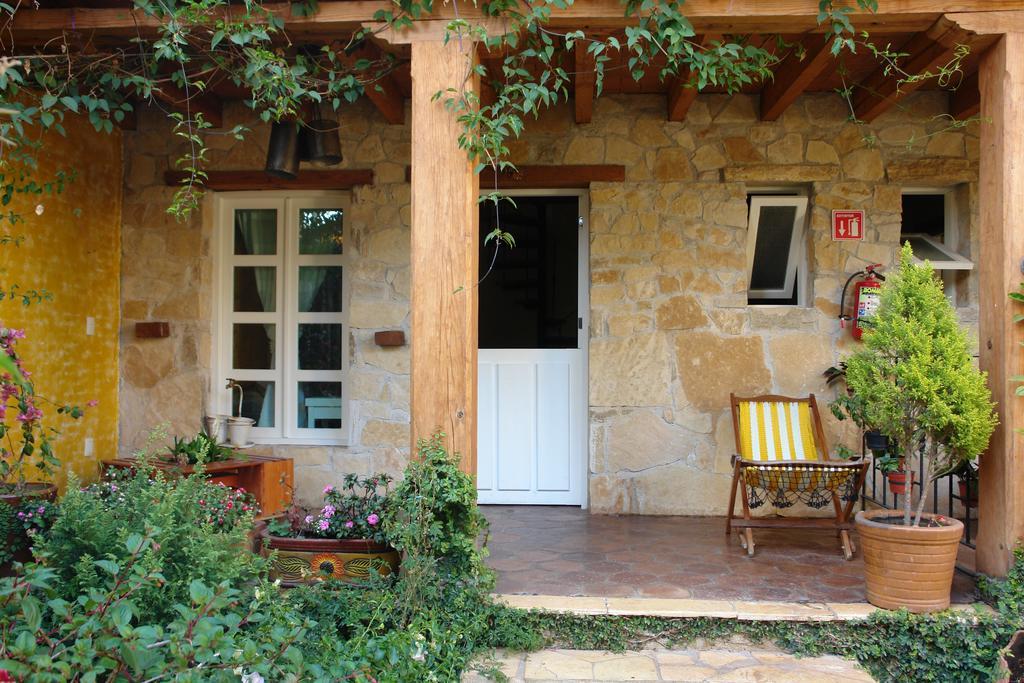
left=483, top=506, right=976, bottom=603
left=462, top=647, right=875, bottom=682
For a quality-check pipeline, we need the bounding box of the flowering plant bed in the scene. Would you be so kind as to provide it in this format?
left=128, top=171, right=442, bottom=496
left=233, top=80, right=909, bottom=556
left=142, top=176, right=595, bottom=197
left=263, top=473, right=399, bottom=584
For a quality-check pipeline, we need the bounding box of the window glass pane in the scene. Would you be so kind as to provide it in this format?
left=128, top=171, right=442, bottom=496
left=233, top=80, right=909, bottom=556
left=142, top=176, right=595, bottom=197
left=298, top=382, right=342, bottom=429
left=234, top=267, right=276, bottom=312
left=233, top=380, right=275, bottom=428
left=901, top=194, right=945, bottom=238
left=749, top=205, right=797, bottom=291
left=299, top=209, right=344, bottom=254
left=234, top=209, right=277, bottom=255
left=298, top=323, right=343, bottom=370
left=232, top=324, right=275, bottom=370
left=298, top=266, right=343, bottom=312
left=905, top=236, right=952, bottom=262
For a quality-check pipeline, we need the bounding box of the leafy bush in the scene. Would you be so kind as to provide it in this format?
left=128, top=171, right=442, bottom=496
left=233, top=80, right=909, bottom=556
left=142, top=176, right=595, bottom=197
left=166, top=430, right=233, bottom=464
left=0, top=535, right=311, bottom=681
left=35, top=464, right=263, bottom=623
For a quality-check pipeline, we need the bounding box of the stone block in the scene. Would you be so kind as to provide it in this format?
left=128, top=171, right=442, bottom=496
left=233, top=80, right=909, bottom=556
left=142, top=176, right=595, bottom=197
left=723, top=137, right=764, bottom=163
left=766, top=133, right=803, bottom=164
left=693, top=144, right=727, bottom=171
left=590, top=333, right=672, bottom=407
left=842, top=148, right=885, bottom=181
left=723, top=165, right=839, bottom=183
left=674, top=331, right=771, bottom=412
left=655, top=295, right=708, bottom=330
left=653, top=148, right=694, bottom=180
left=565, top=136, right=606, bottom=164
left=349, top=300, right=408, bottom=328
left=806, top=140, right=839, bottom=164
left=767, top=333, right=835, bottom=396
left=360, top=419, right=410, bottom=448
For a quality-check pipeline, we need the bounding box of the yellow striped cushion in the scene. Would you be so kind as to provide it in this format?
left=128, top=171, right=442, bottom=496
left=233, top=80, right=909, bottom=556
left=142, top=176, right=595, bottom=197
left=737, top=401, right=819, bottom=462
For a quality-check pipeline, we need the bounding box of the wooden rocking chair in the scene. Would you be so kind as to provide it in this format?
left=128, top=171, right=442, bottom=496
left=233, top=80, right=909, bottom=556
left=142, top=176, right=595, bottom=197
left=726, top=393, right=869, bottom=560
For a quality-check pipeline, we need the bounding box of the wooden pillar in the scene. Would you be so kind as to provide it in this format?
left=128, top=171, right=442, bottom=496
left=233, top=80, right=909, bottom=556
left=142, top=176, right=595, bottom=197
left=409, top=37, right=480, bottom=474
left=977, top=32, right=1024, bottom=577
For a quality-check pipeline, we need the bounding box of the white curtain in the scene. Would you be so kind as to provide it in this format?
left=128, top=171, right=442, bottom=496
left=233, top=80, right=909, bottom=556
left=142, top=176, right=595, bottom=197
left=296, top=267, right=331, bottom=428
left=236, top=211, right=277, bottom=428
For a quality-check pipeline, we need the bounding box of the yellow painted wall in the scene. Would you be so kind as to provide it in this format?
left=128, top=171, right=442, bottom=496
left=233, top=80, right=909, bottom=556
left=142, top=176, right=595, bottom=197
left=1, top=115, right=121, bottom=488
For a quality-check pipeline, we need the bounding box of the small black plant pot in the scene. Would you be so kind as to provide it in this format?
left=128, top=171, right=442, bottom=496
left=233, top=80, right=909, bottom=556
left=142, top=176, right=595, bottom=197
left=864, top=430, right=890, bottom=453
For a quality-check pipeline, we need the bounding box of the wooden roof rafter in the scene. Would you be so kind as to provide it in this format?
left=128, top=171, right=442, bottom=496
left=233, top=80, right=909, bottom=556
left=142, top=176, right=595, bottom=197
left=667, top=33, right=720, bottom=122
left=851, top=16, right=973, bottom=122
left=759, top=37, right=833, bottom=121
left=334, top=40, right=406, bottom=124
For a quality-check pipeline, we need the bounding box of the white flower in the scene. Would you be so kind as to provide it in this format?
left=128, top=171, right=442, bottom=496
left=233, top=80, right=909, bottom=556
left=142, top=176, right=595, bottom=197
left=34, top=204, right=44, bottom=216
left=241, top=673, right=264, bottom=683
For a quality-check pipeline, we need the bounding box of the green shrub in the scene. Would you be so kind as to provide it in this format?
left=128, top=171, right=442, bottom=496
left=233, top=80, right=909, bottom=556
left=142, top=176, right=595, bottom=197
left=35, top=465, right=263, bottom=623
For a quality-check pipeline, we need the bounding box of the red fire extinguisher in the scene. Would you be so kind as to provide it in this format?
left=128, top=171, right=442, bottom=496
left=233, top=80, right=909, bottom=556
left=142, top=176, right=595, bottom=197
left=839, top=264, right=885, bottom=341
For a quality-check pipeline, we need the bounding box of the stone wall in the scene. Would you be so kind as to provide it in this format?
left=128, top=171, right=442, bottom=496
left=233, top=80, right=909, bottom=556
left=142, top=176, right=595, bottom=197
left=508, top=92, right=978, bottom=515
left=119, top=99, right=413, bottom=503
left=119, top=91, right=979, bottom=512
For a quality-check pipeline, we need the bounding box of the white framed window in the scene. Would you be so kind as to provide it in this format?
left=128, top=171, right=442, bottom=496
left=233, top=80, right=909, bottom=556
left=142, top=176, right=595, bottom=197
left=745, top=193, right=809, bottom=305
left=214, top=192, right=349, bottom=445
left=900, top=188, right=974, bottom=270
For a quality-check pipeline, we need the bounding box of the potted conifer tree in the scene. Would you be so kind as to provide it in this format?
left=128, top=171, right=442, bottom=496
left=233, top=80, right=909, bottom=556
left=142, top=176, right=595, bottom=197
left=846, top=244, right=997, bottom=613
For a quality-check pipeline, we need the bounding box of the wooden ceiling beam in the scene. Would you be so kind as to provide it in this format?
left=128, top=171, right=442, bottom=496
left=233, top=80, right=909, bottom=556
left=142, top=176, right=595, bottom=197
left=667, top=33, right=720, bottom=121
left=851, top=17, right=973, bottom=123
left=760, top=39, right=833, bottom=121
left=337, top=42, right=405, bottom=124
left=164, top=169, right=374, bottom=190
left=574, top=40, right=597, bottom=124
left=151, top=82, right=223, bottom=128
left=950, top=70, right=980, bottom=119
left=14, top=2, right=1024, bottom=42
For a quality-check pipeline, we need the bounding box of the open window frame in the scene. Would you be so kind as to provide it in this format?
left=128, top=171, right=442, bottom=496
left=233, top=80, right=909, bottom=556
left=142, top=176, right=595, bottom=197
left=745, top=195, right=809, bottom=304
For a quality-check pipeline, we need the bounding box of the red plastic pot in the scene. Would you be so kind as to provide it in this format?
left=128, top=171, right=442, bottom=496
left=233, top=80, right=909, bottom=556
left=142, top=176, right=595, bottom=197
left=887, top=471, right=914, bottom=496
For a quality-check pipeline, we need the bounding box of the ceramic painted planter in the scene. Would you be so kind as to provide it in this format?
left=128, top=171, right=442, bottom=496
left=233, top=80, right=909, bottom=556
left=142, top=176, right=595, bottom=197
left=855, top=509, right=963, bottom=613
left=265, top=534, right=400, bottom=585
left=0, top=483, right=57, bottom=576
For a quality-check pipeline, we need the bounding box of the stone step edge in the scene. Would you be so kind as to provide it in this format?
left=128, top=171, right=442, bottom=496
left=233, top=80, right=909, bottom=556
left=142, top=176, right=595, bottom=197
left=494, top=594, right=992, bottom=622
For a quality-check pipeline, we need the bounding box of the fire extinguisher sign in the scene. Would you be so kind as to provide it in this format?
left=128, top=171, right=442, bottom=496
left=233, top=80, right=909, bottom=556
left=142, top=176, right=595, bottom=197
left=832, top=210, right=865, bottom=241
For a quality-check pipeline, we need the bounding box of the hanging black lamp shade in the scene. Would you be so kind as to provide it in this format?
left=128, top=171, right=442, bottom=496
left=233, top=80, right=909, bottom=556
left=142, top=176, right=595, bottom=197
left=300, top=118, right=342, bottom=166
left=265, top=121, right=301, bottom=178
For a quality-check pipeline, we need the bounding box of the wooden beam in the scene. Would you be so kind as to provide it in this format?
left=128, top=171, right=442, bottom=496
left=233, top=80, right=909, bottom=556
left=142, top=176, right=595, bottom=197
left=668, top=33, right=719, bottom=121
left=15, top=2, right=1024, bottom=41
left=976, top=33, right=1024, bottom=578
left=947, top=10, right=1024, bottom=35
left=575, top=40, right=596, bottom=124
left=409, top=38, right=480, bottom=475
left=482, top=164, right=625, bottom=188
left=852, top=17, right=972, bottom=122
left=403, top=164, right=625, bottom=187
left=950, top=70, right=980, bottom=119
left=337, top=43, right=405, bottom=124
left=162, top=169, right=374, bottom=190
left=760, top=39, right=833, bottom=121
left=151, top=82, right=223, bottom=129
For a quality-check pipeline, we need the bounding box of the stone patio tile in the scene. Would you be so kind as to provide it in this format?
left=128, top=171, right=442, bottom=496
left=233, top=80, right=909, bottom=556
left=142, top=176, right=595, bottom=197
left=695, top=650, right=755, bottom=667
left=731, top=600, right=835, bottom=621
left=657, top=663, right=719, bottom=681
left=825, top=602, right=878, bottom=620
left=605, top=597, right=738, bottom=618
left=523, top=650, right=595, bottom=679
left=497, top=594, right=609, bottom=614
left=590, top=653, right=660, bottom=680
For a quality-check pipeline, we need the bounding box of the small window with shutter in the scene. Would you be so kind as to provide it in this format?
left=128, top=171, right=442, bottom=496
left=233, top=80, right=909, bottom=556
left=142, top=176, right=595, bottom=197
left=746, top=195, right=808, bottom=306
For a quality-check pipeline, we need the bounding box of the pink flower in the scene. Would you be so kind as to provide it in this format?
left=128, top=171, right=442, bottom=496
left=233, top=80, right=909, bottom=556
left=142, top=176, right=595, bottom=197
left=323, top=485, right=334, bottom=494
left=318, top=519, right=329, bottom=531
left=344, top=520, right=354, bottom=529
left=304, top=515, right=314, bottom=524
left=322, top=504, right=335, bottom=518
left=86, top=399, right=99, bottom=407
left=367, top=514, right=380, bottom=526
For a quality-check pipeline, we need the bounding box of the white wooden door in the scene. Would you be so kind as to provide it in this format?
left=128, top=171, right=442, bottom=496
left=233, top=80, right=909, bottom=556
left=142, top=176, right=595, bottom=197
left=476, top=192, right=588, bottom=506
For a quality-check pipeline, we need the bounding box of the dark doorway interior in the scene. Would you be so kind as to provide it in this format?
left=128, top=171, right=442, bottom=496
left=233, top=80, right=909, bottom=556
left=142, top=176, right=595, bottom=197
left=478, top=196, right=579, bottom=349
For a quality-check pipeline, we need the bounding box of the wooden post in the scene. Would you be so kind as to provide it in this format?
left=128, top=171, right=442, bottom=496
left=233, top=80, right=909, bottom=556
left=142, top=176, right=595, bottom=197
left=977, top=32, right=1024, bottom=577
left=409, top=37, right=480, bottom=475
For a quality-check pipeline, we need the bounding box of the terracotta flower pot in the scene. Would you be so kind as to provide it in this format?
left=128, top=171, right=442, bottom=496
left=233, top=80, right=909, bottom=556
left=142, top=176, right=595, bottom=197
left=264, top=533, right=400, bottom=585
left=887, top=470, right=914, bottom=495
left=0, top=483, right=57, bottom=577
left=958, top=479, right=979, bottom=507
left=855, top=509, right=964, bottom=613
